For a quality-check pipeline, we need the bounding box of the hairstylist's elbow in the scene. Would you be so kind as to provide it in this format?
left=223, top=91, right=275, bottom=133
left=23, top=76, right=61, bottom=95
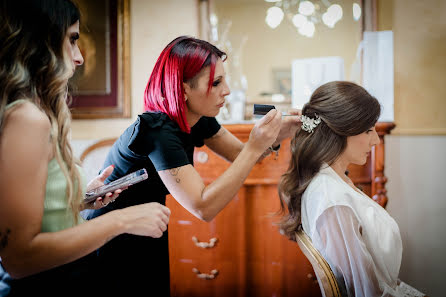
left=200, top=213, right=215, bottom=223
left=191, top=207, right=215, bottom=222
left=184, top=193, right=217, bottom=222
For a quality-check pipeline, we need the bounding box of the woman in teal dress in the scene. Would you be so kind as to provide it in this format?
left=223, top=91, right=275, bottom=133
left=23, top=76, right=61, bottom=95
left=0, top=1, right=171, bottom=296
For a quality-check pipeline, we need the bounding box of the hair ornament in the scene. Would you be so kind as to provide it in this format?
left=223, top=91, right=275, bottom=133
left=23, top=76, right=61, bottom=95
left=300, top=114, right=321, bottom=133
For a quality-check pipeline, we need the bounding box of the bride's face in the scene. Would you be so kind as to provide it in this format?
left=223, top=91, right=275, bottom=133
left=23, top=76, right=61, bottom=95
left=344, top=126, right=380, bottom=165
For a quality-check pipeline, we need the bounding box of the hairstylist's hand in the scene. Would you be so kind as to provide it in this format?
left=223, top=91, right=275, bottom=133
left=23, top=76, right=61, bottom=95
left=247, top=109, right=282, bottom=154
left=119, top=202, right=171, bottom=238
left=272, top=108, right=302, bottom=147
left=83, top=165, right=127, bottom=210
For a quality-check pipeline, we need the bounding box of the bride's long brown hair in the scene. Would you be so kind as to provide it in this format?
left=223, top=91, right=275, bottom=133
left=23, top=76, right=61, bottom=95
left=278, top=81, right=381, bottom=240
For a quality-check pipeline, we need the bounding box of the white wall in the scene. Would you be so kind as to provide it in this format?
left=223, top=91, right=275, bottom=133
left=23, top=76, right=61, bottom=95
left=380, top=1, right=446, bottom=295
left=386, top=135, right=446, bottom=296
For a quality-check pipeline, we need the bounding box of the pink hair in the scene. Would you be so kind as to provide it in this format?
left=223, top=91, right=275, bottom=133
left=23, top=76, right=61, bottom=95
left=143, top=36, right=226, bottom=133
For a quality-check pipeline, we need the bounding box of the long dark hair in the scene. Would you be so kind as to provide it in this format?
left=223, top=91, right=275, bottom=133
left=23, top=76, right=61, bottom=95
left=278, top=81, right=381, bottom=240
left=0, top=0, right=83, bottom=220
left=143, top=36, right=226, bottom=133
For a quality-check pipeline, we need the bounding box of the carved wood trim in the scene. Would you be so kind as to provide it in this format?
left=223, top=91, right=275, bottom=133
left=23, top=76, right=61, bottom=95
left=79, top=138, right=117, bottom=162
left=372, top=122, right=396, bottom=207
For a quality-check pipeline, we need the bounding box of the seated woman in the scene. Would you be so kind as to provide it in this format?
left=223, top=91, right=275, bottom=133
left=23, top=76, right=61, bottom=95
left=278, top=81, right=425, bottom=297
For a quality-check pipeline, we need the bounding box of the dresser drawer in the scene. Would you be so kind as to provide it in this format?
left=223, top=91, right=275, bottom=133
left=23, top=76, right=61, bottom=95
left=194, top=140, right=291, bottom=185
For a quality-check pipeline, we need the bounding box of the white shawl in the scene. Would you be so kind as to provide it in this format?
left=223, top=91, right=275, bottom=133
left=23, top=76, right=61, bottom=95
left=301, top=164, right=424, bottom=297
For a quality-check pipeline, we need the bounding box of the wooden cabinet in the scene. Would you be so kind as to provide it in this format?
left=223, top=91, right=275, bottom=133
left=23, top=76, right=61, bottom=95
left=167, top=122, right=395, bottom=297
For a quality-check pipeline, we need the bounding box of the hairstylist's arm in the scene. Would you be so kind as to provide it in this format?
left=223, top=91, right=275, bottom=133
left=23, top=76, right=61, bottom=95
left=158, top=109, right=281, bottom=222
left=0, top=103, right=170, bottom=279
left=203, top=126, right=244, bottom=163
left=205, top=108, right=301, bottom=163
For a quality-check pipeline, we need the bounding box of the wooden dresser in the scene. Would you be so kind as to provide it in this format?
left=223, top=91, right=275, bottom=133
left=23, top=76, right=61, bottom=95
left=167, top=122, right=395, bottom=297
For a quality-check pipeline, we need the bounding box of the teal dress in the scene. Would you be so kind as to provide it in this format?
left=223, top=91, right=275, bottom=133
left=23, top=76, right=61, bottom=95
left=2, top=100, right=95, bottom=297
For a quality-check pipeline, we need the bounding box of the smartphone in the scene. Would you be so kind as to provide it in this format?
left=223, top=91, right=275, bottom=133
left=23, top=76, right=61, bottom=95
left=84, top=168, right=148, bottom=203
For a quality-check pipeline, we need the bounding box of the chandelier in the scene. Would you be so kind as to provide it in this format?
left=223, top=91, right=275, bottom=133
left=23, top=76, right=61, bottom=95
left=264, top=0, right=361, bottom=37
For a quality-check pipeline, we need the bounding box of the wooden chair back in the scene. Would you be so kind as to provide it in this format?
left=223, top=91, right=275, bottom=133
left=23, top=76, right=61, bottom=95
left=295, top=230, right=342, bottom=297
left=79, top=138, right=117, bottom=182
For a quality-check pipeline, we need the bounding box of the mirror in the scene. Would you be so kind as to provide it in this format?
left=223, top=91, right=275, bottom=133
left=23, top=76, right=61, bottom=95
left=202, top=0, right=367, bottom=121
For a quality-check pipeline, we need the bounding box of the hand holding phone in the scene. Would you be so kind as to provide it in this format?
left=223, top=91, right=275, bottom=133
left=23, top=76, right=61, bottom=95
left=84, top=168, right=148, bottom=204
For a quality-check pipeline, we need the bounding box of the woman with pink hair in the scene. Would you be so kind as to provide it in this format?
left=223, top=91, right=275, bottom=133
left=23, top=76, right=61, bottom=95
left=83, top=36, right=300, bottom=296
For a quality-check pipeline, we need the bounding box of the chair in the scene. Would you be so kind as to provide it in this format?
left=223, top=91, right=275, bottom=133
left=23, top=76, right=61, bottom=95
left=295, top=230, right=342, bottom=297
left=80, top=138, right=117, bottom=182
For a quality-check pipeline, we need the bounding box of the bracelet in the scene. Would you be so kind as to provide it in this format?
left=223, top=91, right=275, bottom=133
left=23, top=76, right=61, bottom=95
left=269, top=143, right=281, bottom=158
left=270, top=143, right=281, bottom=152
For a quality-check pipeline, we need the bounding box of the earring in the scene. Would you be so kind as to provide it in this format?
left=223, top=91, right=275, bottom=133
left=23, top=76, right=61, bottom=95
left=185, top=95, right=188, bottom=102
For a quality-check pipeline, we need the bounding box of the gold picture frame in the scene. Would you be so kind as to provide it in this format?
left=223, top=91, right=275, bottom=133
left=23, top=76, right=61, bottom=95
left=70, top=0, right=130, bottom=119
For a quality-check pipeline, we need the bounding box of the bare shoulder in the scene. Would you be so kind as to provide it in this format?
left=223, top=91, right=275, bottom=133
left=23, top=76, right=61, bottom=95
left=1, top=101, right=52, bottom=160
left=5, top=101, right=51, bottom=130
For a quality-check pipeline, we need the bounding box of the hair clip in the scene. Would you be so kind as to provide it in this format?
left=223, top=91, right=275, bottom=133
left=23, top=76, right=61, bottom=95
left=301, top=114, right=321, bottom=133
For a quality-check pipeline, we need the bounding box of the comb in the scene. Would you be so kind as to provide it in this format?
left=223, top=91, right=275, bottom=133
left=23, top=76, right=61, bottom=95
left=253, top=104, right=275, bottom=115
left=253, top=104, right=295, bottom=116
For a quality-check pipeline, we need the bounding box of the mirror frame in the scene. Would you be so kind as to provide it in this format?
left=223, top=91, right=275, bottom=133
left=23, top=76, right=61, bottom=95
left=70, top=0, right=131, bottom=119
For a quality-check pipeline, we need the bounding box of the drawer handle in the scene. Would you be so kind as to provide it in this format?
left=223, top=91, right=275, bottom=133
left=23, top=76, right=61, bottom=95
left=192, top=236, right=218, bottom=248
left=192, top=268, right=218, bottom=280
left=307, top=273, right=318, bottom=284
left=196, top=151, right=209, bottom=163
